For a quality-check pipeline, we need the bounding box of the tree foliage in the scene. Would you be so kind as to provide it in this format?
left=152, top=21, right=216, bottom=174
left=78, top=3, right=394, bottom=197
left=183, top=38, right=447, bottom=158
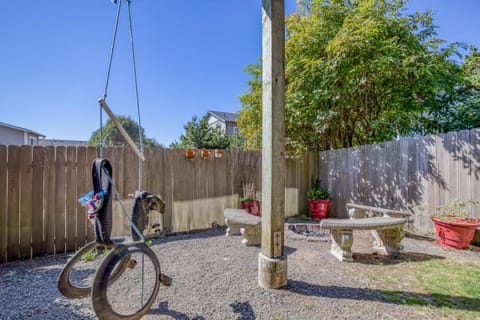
left=169, top=115, right=231, bottom=149
left=421, top=46, right=480, bottom=133
left=238, top=0, right=478, bottom=152
left=237, top=62, right=263, bottom=150
left=88, top=116, right=162, bottom=148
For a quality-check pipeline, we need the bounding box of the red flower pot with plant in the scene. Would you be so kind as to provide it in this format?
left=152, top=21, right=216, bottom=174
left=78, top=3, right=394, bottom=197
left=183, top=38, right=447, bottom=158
left=427, top=200, right=480, bottom=249
left=307, top=180, right=331, bottom=220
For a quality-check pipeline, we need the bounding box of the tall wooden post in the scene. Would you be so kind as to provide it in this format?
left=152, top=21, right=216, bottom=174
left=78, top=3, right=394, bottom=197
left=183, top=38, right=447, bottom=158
left=258, top=0, right=287, bottom=289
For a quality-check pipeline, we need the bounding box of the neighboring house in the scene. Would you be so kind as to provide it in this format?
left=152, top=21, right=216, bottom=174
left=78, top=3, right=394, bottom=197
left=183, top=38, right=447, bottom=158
left=206, top=110, right=240, bottom=135
left=0, top=122, right=45, bottom=145
left=39, top=139, right=88, bottom=147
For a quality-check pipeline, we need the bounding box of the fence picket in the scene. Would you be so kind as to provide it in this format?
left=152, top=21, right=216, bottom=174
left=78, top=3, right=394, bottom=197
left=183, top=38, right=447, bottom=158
left=32, top=146, right=45, bottom=257
left=7, top=146, right=21, bottom=261
left=75, top=147, right=88, bottom=249
left=65, top=147, right=77, bottom=252
left=54, top=146, right=66, bottom=254
left=19, top=146, right=33, bottom=259
left=0, top=146, right=7, bottom=263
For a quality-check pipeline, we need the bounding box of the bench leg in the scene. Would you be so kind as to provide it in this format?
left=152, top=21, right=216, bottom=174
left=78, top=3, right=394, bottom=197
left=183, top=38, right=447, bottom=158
left=371, top=227, right=405, bottom=255
left=225, top=217, right=241, bottom=236
left=329, top=229, right=353, bottom=262
left=241, top=225, right=261, bottom=246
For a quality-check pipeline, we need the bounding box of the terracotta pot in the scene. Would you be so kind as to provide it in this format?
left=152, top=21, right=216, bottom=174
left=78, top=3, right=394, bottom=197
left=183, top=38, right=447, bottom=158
left=431, top=216, right=480, bottom=249
left=308, top=199, right=331, bottom=220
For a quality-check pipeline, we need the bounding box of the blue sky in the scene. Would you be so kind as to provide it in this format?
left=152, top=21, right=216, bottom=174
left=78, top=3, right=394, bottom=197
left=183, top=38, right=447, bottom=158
left=1, top=0, right=479, bottom=147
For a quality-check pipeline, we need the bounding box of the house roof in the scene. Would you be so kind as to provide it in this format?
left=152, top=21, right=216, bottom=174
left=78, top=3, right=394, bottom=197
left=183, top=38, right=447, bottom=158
left=207, top=111, right=239, bottom=124
left=0, top=121, right=45, bottom=138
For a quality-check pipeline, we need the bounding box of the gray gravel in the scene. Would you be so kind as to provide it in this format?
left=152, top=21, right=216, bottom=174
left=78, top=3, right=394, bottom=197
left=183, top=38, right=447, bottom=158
left=1, top=227, right=479, bottom=320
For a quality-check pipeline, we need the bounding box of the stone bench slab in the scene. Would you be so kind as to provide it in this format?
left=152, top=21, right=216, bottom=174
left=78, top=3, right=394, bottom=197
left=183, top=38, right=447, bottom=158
left=320, top=217, right=408, bottom=262
left=321, top=217, right=407, bottom=230
left=224, top=208, right=261, bottom=225
left=224, top=208, right=261, bottom=246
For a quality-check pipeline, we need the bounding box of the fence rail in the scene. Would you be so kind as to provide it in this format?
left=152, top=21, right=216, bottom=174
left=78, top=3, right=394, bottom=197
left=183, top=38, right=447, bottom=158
left=319, top=128, right=480, bottom=237
left=0, top=147, right=317, bottom=262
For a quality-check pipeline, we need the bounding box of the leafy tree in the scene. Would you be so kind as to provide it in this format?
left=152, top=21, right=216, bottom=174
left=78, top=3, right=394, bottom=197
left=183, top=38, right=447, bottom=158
left=170, top=115, right=231, bottom=149
left=238, top=0, right=469, bottom=152
left=237, top=62, right=262, bottom=150
left=88, top=116, right=162, bottom=148
left=422, top=46, right=480, bottom=133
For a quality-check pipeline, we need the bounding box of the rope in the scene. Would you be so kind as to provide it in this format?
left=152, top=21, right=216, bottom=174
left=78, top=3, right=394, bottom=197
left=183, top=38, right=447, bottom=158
left=101, top=0, right=146, bottom=306
left=126, top=1, right=146, bottom=305
left=100, top=0, right=123, bottom=157
left=126, top=0, right=144, bottom=191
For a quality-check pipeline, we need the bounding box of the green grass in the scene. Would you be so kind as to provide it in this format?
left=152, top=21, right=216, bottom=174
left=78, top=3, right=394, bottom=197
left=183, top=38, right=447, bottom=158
left=80, top=249, right=98, bottom=262
left=381, top=259, right=480, bottom=319
left=80, top=247, right=111, bottom=262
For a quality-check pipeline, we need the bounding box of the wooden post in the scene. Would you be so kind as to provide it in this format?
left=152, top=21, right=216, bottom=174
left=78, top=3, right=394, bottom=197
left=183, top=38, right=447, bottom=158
left=258, top=0, right=287, bottom=289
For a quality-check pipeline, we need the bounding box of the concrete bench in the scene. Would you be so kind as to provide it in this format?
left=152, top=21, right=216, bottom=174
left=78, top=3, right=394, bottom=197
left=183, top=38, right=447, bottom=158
left=224, top=208, right=261, bottom=246
left=320, top=204, right=411, bottom=262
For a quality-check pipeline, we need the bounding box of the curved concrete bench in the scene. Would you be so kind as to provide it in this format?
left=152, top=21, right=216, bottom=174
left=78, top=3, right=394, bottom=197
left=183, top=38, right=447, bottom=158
left=320, top=216, right=408, bottom=262
left=224, top=208, right=261, bottom=246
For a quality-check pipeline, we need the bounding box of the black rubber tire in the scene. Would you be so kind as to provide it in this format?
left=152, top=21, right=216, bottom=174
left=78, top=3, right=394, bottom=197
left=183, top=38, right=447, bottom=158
left=57, top=239, right=129, bottom=299
left=91, top=243, right=161, bottom=320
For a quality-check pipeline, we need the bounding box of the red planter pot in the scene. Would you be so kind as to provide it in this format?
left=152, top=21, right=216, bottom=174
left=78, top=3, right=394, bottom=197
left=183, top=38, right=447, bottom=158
left=249, top=200, right=261, bottom=216
left=240, top=200, right=261, bottom=216
left=308, top=199, right=331, bottom=220
left=240, top=201, right=252, bottom=211
left=431, top=216, right=480, bottom=249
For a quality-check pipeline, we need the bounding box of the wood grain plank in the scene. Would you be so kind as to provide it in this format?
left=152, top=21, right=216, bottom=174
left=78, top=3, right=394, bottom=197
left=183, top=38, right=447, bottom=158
left=19, top=146, right=33, bottom=259
left=75, top=147, right=88, bottom=249
left=6, top=146, right=21, bottom=261
left=54, top=146, right=66, bottom=254
left=457, top=130, right=472, bottom=206
left=213, top=150, right=228, bottom=226
left=65, top=147, right=77, bottom=252
left=162, top=149, right=174, bottom=233
left=43, top=147, right=56, bottom=254
left=31, top=146, right=45, bottom=257
left=193, top=152, right=209, bottom=230
left=0, top=146, right=8, bottom=263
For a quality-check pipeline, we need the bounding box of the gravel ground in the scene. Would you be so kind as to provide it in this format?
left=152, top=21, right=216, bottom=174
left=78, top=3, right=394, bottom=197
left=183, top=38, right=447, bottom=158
left=1, top=227, right=479, bottom=320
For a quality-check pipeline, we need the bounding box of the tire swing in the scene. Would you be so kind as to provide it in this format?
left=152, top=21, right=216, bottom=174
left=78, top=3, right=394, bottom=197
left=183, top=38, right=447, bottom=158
left=57, top=1, right=171, bottom=319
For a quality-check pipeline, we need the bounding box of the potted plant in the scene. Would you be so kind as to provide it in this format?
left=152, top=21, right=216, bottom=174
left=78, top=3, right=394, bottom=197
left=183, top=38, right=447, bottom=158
left=185, top=149, right=195, bottom=160
left=307, top=180, right=331, bottom=220
left=240, top=182, right=261, bottom=216
left=214, top=149, right=224, bottom=158
left=425, top=199, right=480, bottom=249
left=201, top=149, right=211, bottom=160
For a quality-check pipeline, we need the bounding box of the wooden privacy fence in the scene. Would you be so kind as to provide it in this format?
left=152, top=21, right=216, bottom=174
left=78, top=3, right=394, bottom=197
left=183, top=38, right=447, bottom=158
left=319, top=128, right=480, bottom=237
left=0, top=146, right=317, bottom=262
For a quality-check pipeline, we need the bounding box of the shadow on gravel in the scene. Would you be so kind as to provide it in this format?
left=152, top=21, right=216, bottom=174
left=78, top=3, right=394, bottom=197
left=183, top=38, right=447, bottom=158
left=230, top=301, right=256, bottom=320
left=352, top=251, right=445, bottom=265
left=285, top=280, right=480, bottom=312
left=151, top=227, right=226, bottom=245
left=150, top=301, right=206, bottom=320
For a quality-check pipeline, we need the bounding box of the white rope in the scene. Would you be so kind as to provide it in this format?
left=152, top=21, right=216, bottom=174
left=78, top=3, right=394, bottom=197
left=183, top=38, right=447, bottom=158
left=100, top=0, right=123, bottom=157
